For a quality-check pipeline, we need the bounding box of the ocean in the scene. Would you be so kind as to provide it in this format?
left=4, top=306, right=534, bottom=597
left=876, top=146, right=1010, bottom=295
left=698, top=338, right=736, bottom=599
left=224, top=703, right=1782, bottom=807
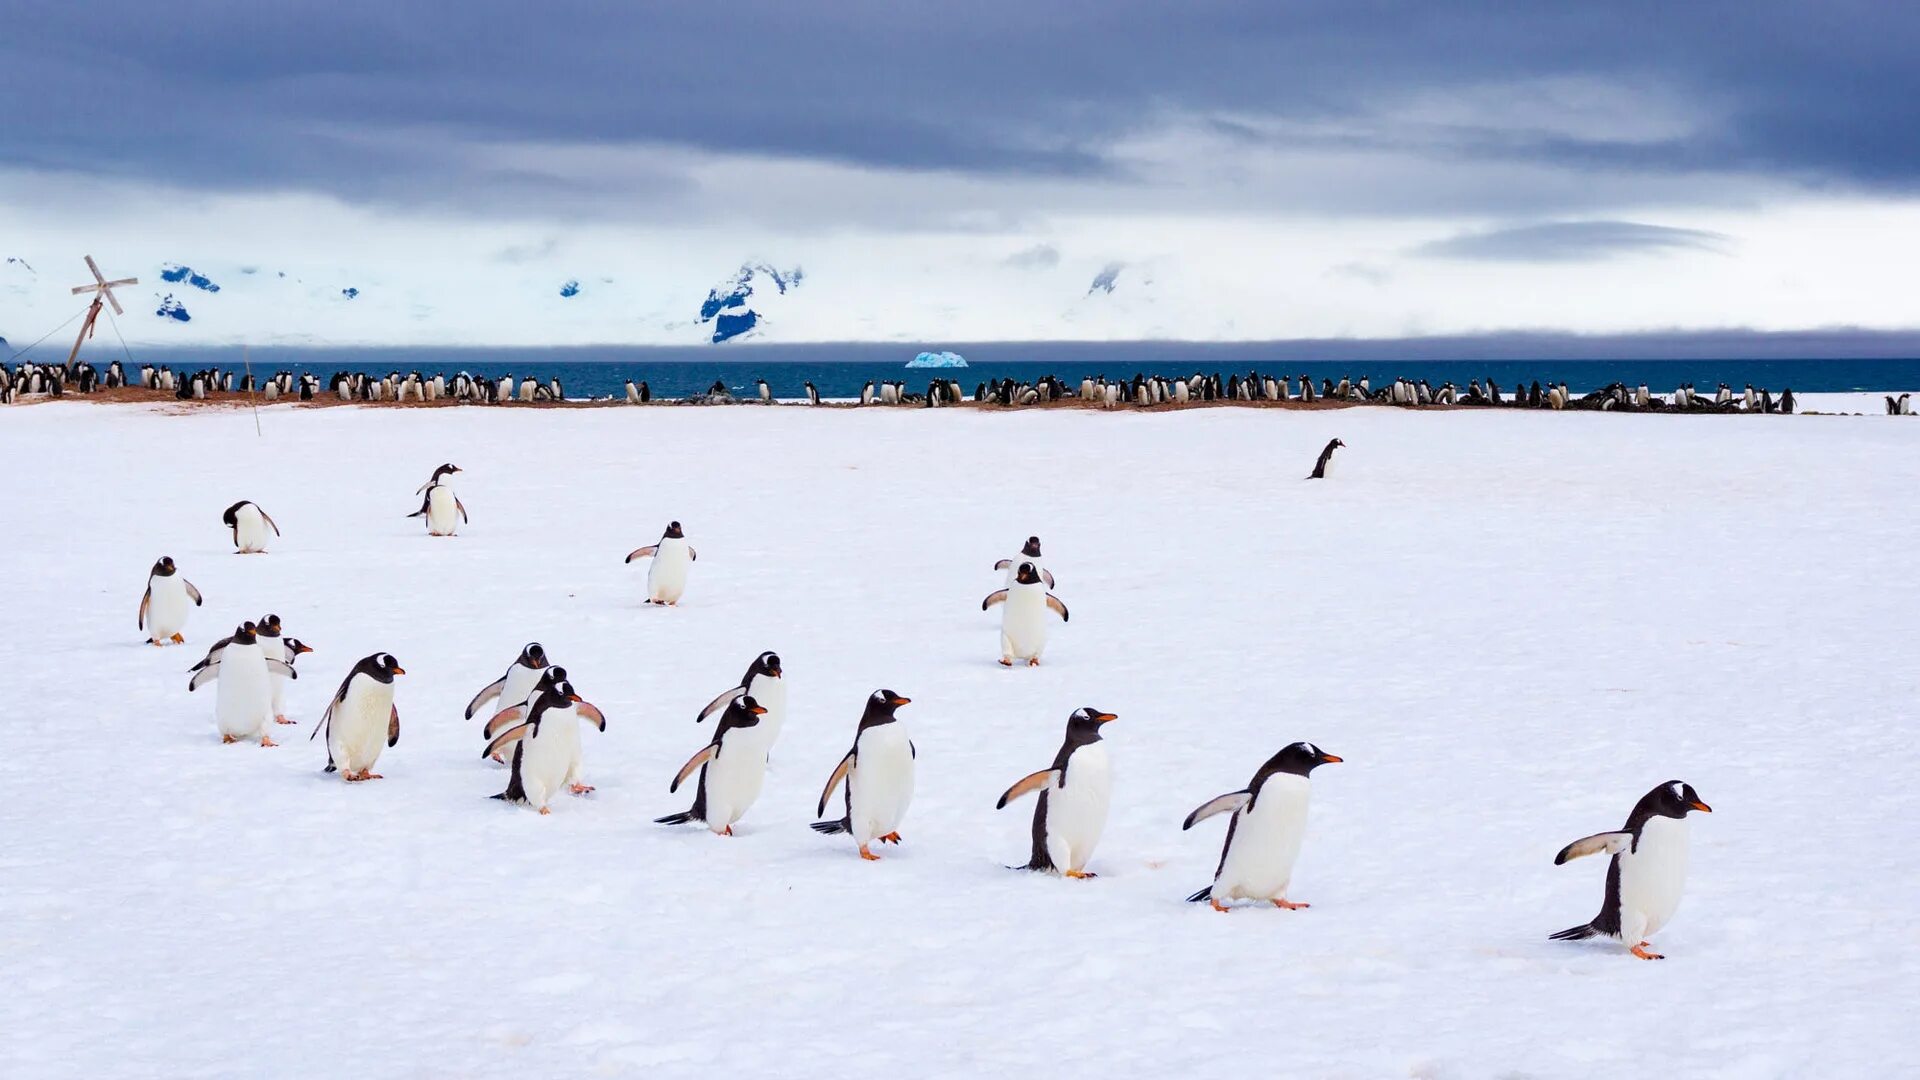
left=57, top=343, right=1920, bottom=399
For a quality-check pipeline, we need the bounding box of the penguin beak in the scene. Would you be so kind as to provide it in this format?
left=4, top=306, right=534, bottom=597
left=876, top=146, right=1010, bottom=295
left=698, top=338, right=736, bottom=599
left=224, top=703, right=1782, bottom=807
left=1095, top=713, right=1118, bottom=723
left=890, top=696, right=911, bottom=706
left=568, top=694, right=583, bottom=703
left=1320, top=754, right=1344, bottom=763
left=1689, top=800, right=1712, bottom=813
left=391, top=666, right=407, bottom=676
left=295, top=643, right=313, bottom=654
left=751, top=705, right=768, bottom=715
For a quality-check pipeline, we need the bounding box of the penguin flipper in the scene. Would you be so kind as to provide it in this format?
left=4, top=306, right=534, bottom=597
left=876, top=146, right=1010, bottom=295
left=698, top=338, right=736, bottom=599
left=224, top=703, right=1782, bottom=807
left=696, top=685, right=746, bottom=723
left=1182, top=791, right=1251, bottom=830
left=993, top=559, right=1012, bottom=571
left=387, top=705, right=400, bottom=747
left=980, top=589, right=1009, bottom=611
left=1553, top=831, right=1633, bottom=864
left=816, top=751, right=856, bottom=817
left=671, top=745, right=718, bottom=792
left=483, top=723, right=534, bottom=760
left=187, top=665, right=220, bottom=692
left=455, top=497, right=468, bottom=523
left=1041, top=569, right=1056, bottom=589
left=624, top=545, right=658, bottom=563
left=995, top=769, right=1061, bottom=809
left=483, top=704, right=528, bottom=739
left=464, top=677, right=506, bottom=720
left=138, top=588, right=150, bottom=630
left=576, top=701, right=607, bottom=732
left=264, top=659, right=297, bottom=679
left=1045, top=594, right=1069, bottom=622
left=184, top=581, right=203, bottom=606
left=260, top=509, right=281, bottom=537
left=688, top=547, right=697, bottom=562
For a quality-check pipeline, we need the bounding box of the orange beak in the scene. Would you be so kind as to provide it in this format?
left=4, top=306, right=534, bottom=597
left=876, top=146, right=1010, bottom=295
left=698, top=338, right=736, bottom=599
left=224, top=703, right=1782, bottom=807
left=1690, top=800, right=1712, bottom=813
left=1095, top=713, right=1118, bottom=723
left=891, top=696, right=911, bottom=706
left=751, top=705, right=768, bottom=715
left=296, top=644, right=313, bottom=654
left=1321, top=754, right=1344, bottom=763
left=568, top=694, right=583, bottom=703
left=391, top=666, right=406, bottom=676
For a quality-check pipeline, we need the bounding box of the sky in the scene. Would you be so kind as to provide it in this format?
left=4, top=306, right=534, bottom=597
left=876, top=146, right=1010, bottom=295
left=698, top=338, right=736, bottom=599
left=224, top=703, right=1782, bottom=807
left=3, top=2, right=1919, bottom=348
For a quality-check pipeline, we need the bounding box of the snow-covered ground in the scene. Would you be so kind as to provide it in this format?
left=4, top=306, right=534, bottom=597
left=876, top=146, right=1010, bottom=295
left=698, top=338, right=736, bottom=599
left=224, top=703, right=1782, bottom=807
left=2, top=402, right=1914, bottom=1078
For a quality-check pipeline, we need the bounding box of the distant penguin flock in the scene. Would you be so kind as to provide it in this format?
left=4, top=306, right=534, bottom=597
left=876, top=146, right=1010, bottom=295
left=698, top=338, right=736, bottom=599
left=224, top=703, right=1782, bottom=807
left=130, top=464, right=1716, bottom=961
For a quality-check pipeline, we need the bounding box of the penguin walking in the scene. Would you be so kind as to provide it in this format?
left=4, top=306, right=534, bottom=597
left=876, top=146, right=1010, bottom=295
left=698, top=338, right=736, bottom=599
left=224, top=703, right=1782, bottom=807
left=1550, top=780, right=1712, bottom=959
left=981, top=562, right=1068, bottom=667
left=995, top=707, right=1117, bottom=877
left=1308, top=438, right=1345, bottom=479
left=138, top=555, right=202, bottom=645
left=310, top=652, right=406, bottom=781
left=659, top=695, right=773, bottom=835
left=465, top=642, right=552, bottom=744
left=993, top=536, right=1056, bottom=588
left=625, top=521, right=697, bottom=605
left=811, top=690, right=915, bottom=860
left=1182, top=742, right=1342, bottom=911
left=482, top=679, right=608, bottom=814
left=481, top=664, right=570, bottom=762
left=222, top=500, right=280, bottom=554
left=255, top=614, right=308, bottom=725
left=661, top=651, right=786, bottom=820
left=189, top=622, right=295, bottom=746
left=409, top=478, right=467, bottom=536
left=415, top=462, right=461, bottom=493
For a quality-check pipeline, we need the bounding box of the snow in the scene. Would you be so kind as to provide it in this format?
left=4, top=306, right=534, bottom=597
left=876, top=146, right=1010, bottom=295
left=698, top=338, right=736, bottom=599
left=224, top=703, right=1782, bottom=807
left=2, top=401, right=1915, bottom=1078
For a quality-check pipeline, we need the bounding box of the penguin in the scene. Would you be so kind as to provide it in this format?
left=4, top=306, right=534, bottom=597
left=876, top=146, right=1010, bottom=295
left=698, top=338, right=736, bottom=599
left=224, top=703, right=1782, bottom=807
left=1182, top=742, right=1342, bottom=912
left=1550, top=780, right=1712, bottom=960
left=138, top=555, right=202, bottom=645
left=481, top=664, right=569, bottom=762
left=482, top=679, right=607, bottom=814
left=980, top=562, right=1069, bottom=667
left=756, top=378, right=772, bottom=404
left=811, top=690, right=915, bottom=860
left=464, top=642, right=552, bottom=734
left=310, top=652, right=407, bottom=781
left=222, top=500, right=280, bottom=554
left=1308, top=438, right=1344, bottom=479
left=860, top=380, right=876, bottom=406
left=624, top=521, right=697, bottom=605
left=658, top=695, right=773, bottom=835
left=1780, top=388, right=1796, bottom=415
left=409, top=480, right=467, bottom=536
left=993, top=536, right=1056, bottom=589
left=995, top=707, right=1118, bottom=877
left=669, top=651, right=787, bottom=821
left=414, top=462, right=461, bottom=494
left=188, top=622, right=295, bottom=746
left=255, top=613, right=307, bottom=726
left=805, top=381, right=820, bottom=405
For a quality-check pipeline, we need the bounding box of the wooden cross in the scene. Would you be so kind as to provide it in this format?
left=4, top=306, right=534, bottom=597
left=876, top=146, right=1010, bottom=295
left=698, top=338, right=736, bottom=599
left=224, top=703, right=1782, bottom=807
left=65, top=255, right=138, bottom=368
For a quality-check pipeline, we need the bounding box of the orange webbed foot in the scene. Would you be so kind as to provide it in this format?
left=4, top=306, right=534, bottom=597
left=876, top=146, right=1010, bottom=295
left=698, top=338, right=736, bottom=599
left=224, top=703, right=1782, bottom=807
left=171, top=633, right=185, bottom=644
left=998, top=657, right=1014, bottom=667
left=858, top=844, right=881, bottom=861
left=274, top=715, right=295, bottom=725
left=1631, top=942, right=1664, bottom=960
left=538, top=806, right=552, bottom=816
left=569, top=783, right=595, bottom=795
left=1272, top=899, right=1309, bottom=910
left=879, top=831, right=901, bottom=844
left=221, top=734, right=237, bottom=744
left=259, top=736, right=278, bottom=748
left=1026, top=658, right=1041, bottom=667
left=1210, top=898, right=1230, bottom=913
left=1065, top=869, right=1095, bottom=879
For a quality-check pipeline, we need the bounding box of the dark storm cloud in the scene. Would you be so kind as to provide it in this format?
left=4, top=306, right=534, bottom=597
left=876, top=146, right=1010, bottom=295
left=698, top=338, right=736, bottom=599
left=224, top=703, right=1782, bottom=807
left=1415, top=221, right=1732, bottom=262
left=2, top=1, right=1916, bottom=211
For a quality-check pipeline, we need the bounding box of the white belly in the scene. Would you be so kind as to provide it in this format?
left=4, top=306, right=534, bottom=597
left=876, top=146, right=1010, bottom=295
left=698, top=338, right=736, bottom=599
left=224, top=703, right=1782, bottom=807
left=233, top=506, right=271, bottom=552
left=426, top=485, right=460, bottom=535
left=1046, top=744, right=1112, bottom=872
left=515, top=716, right=580, bottom=809
left=1618, top=816, right=1690, bottom=938
left=703, top=727, right=774, bottom=829
left=745, top=673, right=786, bottom=748
left=328, top=680, right=395, bottom=773
left=849, top=726, right=915, bottom=844
left=1000, top=585, right=1052, bottom=659
left=1216, top=775, right=1310, bottom=900
left=648, top=539, right=693, bottom=602
left=214, top=645, right=272, bottom=738
left=260, top=638, right=290, bottom=716
left=147, top=577, right=192, bottom=640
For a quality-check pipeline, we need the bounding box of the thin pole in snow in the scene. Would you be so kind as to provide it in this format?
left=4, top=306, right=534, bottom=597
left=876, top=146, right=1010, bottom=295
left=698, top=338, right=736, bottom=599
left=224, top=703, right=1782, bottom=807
left=244, top=345, right=261, bottom=437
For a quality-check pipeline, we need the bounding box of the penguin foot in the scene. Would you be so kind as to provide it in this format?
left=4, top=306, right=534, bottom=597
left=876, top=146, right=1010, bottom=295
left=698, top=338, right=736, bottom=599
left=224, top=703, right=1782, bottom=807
left=1026, top=658, right=1041, bottom=667
left=538, top=806, right=552, bottom=816
left=719, top=825, right=734, bottom=836
left=1065, top=869, right=1096, bottom=879
left=351, top=771, right=383, bottom=781
left=1630, top=942, right=1664, bottom=960
left=259, top=735, right=279, bottom=748
left=569, top=783, right=595, bottom=795
left=1210, top=899, right=1230, bottom=913
left=998, top=657, right=1014, bottom=667
left=170, top=633, right=185, bottom=644
left=1272, top=899, right=1309, bottom=910
left=858, top=844, right=881, bottom=861
left=221, top=734, right=237, bottom=744
left=274, top=715, right=295, bottom=725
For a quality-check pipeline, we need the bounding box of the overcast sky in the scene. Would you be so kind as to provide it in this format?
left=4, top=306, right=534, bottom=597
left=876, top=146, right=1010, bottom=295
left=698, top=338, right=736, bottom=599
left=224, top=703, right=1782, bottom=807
left=4, top=2, right=1917, bottom=346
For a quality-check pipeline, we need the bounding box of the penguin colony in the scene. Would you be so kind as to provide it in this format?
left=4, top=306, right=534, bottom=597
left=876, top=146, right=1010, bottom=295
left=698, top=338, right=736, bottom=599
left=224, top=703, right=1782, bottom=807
left=13, top=356, right=1892, bottom=418
left=133, top=479, right=1712, bottom=961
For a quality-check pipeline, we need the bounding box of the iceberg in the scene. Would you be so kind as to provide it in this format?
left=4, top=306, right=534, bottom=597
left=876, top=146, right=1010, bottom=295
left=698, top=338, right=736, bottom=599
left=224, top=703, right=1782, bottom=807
left=907, top=350, right=967, bottom=369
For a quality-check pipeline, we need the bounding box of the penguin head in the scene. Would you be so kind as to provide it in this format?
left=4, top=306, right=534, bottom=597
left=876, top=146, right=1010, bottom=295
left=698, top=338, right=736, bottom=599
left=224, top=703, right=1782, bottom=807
left=257, top=614, right=282, bottom=636
left=153, top=556, right=177, bottom=576
left=1261, top=741, right=1342, bottom=780
left=1329, top=438, right=1346, bottom=450
left=231, top=622, right=258, bottom=645
left=1651, top=780, right=1712, bottom=817
left=433, top=462, right=462, bottom=481
left=1014, top=562, right=1043, bottom=585
left=1066, top=707, right=1117, bottom=742
left=664, top=521, right=685, bottom=539
left=536, top=665, right=570, bottom=691
left=283, top=638, right=314, bottom=655
left=864, top=689, right=911, bottom=722
left=374, top=652, right=406, bottom=678
left=734, top=694, right=770, bottom=721
left=754, top=651, right=783, bottom=679
left=1022, top=536, right=1043, bottom=558
left=520, top=642, right=548, bottom=669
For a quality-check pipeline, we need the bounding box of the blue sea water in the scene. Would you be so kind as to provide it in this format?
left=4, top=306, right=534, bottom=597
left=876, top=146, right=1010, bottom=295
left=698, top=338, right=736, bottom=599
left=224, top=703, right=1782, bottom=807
left=69, top=343, right=1920, bottom=400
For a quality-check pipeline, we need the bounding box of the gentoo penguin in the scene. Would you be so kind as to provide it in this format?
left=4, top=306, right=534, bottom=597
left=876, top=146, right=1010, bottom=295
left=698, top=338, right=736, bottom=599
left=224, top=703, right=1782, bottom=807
left=255, top=613, right=308, bottom=726
left=464, top=643, right=552, bottom=725
left=1182, top=742, right=1342, bottom=912
left=672, top=652, right=786, bottom=821
left=981, top=562, right=1069, bottom=667
left=1308, top=438, right=1344, bottom=479
left=138, top=555, right=202, bottom=645
left=995, top=707, right=1118, bottom=877
left=625, top=521, right=697, bottom=605
left=756, top=378, right=772, bottom=403
left=222, top=500, right=280, bottom=553
left=482, top=664, right=569, bottom=762
left=415, top=462, right=461, bottom=494
left=188, top=622, right=295, bottom=746
left=1550, top=780, right=1712, bottom=960
left=658, top=695, right=773, bottom=835
left=482, top=679, right=607, bottom=814
left=409, top=478, right=467, bottom=536
left=804, top=381, right=820, bottom=405
left=811, top=690, right=915, bottom=860
left=311, top=652, right=407, bottom=781
left=993, top=536, right=1056, bottom=588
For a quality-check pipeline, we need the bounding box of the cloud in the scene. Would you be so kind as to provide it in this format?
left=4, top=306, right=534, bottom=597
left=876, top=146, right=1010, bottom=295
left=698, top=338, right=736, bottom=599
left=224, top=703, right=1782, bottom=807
left=1413, top=221, right=1732, bottom=262
left=1003, top=244, right=1060, bottom=269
